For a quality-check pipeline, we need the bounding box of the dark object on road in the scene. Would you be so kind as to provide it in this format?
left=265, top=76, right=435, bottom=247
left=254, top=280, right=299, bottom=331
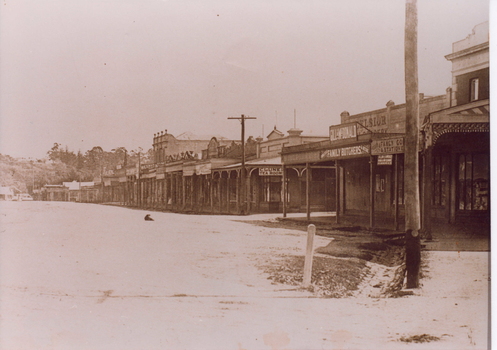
left=144, top=214, right=154, bottom=221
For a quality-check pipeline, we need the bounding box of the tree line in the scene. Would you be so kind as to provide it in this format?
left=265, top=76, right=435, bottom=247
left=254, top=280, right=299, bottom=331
left=0, top=144, right=153, bottom=194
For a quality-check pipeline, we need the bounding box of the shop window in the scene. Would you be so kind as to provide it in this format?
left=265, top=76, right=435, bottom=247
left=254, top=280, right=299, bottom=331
left=312, top=169, right=326, bottom=181
left=262, top=177, right=281, bottom=202
left=432, top=155, right=448, bottom=207
left=470, top=78, right=479, bottom=101
left=458, top=153, right=489, bottom=211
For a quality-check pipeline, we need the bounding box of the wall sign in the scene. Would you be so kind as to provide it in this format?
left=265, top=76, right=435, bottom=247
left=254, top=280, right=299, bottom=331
left=356, top=115, right=388, bottom=134
left=320, top=144, right=370, bottom=160
left=329, top=123, right=357, bottom=142
left=259, top=167, right=283, bottom=176
left=371, top=136, right=404, bottom=155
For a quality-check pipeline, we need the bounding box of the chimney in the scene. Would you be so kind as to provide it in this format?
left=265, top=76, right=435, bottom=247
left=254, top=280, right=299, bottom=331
left=287, top=128, right=303, bottom=137
left=340, top=111, right=350, bottom=123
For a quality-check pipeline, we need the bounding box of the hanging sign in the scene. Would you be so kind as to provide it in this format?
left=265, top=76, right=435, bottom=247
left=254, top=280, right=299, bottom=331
left=377, top=154, right=393, bottom=165
left=259, top=167, right=283, bottom=176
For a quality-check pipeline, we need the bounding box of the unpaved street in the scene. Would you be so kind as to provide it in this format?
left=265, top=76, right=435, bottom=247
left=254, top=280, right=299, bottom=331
left=0, top=202, right=489, bottom=350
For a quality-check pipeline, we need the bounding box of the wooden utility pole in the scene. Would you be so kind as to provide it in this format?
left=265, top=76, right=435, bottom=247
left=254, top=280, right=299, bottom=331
left=369, top=155, right=375, bottom=229
left=306, top=163, right=311, bottom=221
left=137, top=152, right=141, bottom=207
left=228, top=114, right=256, bottom=214
left=404, top=0, right=421, bottom=288
left=282, top=165, right=287, bottom=217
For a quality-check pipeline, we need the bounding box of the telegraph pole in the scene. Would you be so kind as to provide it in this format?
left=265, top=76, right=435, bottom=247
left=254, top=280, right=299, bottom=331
left=137, top=151, right=141, bottom=208
left=404, top=0, right=421, bottom=288
left=228, top=114, right=256, bottom=214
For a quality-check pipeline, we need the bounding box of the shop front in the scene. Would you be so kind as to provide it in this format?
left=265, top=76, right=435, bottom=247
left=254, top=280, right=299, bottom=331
left=282, top=122, right=408, bottom=229
left=422, top=99, right=490, bottom=233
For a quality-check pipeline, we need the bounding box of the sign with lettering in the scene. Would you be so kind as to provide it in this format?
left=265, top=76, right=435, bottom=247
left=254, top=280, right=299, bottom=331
left=377, top=154, right=393, bottom=165
left=126, top=168, right=137, bottom=176
left=329, top=123, right=357, bottom=142
left=196, top=163, right=211, bottom=175
left=320, top=149, right=341, bottom=159
left=141, top=163, right=156, bottom=171
left=320, top=144, right=370, bottom=160
left=259, top=167, right=283, bottom=176
left=356, top=115, right=388, bottom=135
left=371, top=136, right=404, bottom=155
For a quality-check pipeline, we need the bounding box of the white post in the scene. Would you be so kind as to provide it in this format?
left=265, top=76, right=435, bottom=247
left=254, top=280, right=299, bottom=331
left=303, top=224, right=316, bottom=288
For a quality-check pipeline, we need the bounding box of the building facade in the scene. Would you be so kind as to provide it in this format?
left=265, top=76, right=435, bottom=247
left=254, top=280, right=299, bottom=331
left=100, top=126, right=327, bottom=214
left=280, top=22, right=489, bottom=233
left=421, top=22, right=489, bottom=231
left=89, top=22, right=489, bottom=229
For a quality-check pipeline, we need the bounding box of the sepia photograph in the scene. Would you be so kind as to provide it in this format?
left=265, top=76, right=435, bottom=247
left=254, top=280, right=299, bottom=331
left=0, top=0, right=491, bottom=349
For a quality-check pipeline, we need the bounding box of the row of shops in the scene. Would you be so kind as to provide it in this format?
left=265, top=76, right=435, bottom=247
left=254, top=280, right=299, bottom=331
left=98, top=96, right=489, bottom=234
left=45, top=22, right=490, bottom=234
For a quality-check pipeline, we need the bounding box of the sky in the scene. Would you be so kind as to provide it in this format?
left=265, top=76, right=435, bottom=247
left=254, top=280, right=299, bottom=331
left=0, top=0, right=490, bottom=159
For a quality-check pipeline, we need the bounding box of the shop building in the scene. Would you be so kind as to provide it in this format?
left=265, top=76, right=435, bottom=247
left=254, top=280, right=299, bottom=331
left=103, top=125, right=327, bottom=214
left=99, top=22, right=488, bottom=227
left=281, top=22, right=489, bottom=233
left=41, top=181, right=100, bottom=202
left=281, top=95, right=448, bottom=227
left=212, top=127, right=328, bottom=213
left=421, top=21, right=489, bottom=232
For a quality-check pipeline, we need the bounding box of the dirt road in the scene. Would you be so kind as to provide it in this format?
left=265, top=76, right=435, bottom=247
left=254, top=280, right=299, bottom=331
left=0, top=202, right=489, bottom=349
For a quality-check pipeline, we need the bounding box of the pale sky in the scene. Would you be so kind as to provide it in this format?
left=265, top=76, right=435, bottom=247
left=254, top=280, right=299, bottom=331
left=0, top=0, right=490, bottom=159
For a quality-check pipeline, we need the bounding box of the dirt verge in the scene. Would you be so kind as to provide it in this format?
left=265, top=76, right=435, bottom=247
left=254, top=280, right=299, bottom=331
left=241, top=219, right=406, bottom=298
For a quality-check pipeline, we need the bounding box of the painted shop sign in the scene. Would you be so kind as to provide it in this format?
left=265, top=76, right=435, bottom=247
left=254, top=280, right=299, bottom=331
left=195, top=163, right=211, bottom=175
left=377, top=154, right=393, bottom=165
left=141, top=163, right=156, bottom=171
left=329, top=123, right=357, bottom=142
left=259, top=167, right=283, bottom=176
left=126, top=168, right=137, bottom=176
left=320, top=144, right=370, bottom=160
left=356, top=115, right=388, bottom=135
left=371, top=136, right=404, bottom=155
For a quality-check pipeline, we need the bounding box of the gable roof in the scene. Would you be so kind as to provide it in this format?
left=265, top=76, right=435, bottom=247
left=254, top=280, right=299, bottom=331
left=267, top=127, right=285, bottom=140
